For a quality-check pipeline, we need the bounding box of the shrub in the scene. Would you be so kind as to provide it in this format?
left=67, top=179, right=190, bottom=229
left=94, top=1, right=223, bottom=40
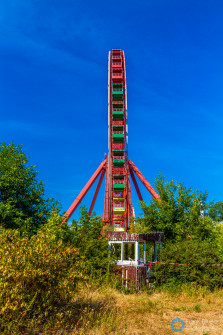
left=70, top=208, right=114, bottom=275
left=154, top=239, right=223, bottom=291
left=0, top=217, right=86, bottom=333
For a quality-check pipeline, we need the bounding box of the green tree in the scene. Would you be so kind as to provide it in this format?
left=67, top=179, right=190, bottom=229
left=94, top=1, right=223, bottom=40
left=134, top=174, right=215, bottom=243
left=0, top=141, right=60, bottom=235
left=214, top=222, right=223, bottom=259
left=209, top=201, right=223, bottom=222
left=70, top=207, right=112, bottom=274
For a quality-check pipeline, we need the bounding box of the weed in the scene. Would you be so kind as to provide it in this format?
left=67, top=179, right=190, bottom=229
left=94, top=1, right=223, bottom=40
left=194, top=303, right=202, bottom=312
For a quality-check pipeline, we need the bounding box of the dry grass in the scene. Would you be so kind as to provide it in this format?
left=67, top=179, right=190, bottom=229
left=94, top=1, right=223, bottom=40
left=8, top=287, right=223, bottom=334
left=70, top=287, right=223, bottom=335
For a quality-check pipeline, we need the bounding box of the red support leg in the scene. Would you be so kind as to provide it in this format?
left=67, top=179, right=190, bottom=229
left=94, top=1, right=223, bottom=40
left=63, top=159, right=107, bottom=222
left=103, top=161, right=110, bottom=224
left=89, top=168, right=105, bottom=216
left=127, top=170, right=134, bottom=232
left=128, top=160, right=160, bottom=201
left=127, top=170, right=134, bottom=217
left=129, top=167, right=143, bottom=202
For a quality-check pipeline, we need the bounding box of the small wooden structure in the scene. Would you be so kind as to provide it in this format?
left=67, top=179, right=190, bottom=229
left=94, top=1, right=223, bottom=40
left=106, top=231, right=164, bottom=289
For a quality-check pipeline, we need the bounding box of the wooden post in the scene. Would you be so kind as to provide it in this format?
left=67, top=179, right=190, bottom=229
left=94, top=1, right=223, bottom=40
left=144, top=242, right=146, bottom=263
left=135, top=241, right=139, bottom=264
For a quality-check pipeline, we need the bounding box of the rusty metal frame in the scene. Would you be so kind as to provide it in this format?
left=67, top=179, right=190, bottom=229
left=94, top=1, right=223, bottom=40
left=63, top=159, right=107, bottom=221
left=89, top=168, right=106, bottom=216
left=128, top=160, right=160, bottom=201
left=129, top=167, right=143, bottom=202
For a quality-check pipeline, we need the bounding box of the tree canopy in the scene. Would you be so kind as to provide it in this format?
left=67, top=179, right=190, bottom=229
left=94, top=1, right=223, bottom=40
left=0, top=141, right=60, bottom=235
left=208, top=201, right=223, bottom=222
left=134, top=174, right=215, bottom=243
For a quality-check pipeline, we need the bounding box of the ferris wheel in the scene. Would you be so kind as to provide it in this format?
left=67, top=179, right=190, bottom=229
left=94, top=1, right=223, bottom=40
left=104, top=49, right=132, bottom=230
left=64, top=49, right=160, bottom=231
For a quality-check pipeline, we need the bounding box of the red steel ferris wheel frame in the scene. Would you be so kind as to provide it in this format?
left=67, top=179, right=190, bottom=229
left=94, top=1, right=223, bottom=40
left=63, top=50, right=160, bottom=230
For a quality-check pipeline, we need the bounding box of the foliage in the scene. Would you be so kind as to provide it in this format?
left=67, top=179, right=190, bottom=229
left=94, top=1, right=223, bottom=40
left=214, top=222, right=223, bottom=259
left=0, top=217, right=86, bottom=333
left=154, top=239, right=223, bottom=290
left=134, top=174, right=215, bottom=243
left=0, top=141, right=60, bottom=236
left=208, top=201, right=223, bottom=222
left=70, top=207, right=114, bottom=274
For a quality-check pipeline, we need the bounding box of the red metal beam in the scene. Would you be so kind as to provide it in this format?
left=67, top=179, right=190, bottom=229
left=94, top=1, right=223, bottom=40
left=129, top=167, right=143, bottom=202
left=103, top=160, right=110, bottom=223
left=127, top=170, right=134, bottom=217
left=127, top=170, right=133, bottom=232
left=128, top=160, right=160, bottom=201
left=63, top=159, right=107, bottom=221
left=89, top=168, right=105, bottom=216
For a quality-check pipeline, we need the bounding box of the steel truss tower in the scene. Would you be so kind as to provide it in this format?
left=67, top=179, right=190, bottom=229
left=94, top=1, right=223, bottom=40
left=64, top=49, right=160, bottom=231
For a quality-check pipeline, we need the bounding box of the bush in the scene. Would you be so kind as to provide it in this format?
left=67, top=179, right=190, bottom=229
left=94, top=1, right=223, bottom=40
left=70, top=208, right=114, bottom=275
left=155, top=239, right=223, bottom=291
left=0, top=217, right=86, bottom=333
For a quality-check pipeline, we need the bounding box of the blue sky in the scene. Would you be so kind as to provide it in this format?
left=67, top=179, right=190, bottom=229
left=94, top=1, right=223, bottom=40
left=0, top=0, right=223, bottom=219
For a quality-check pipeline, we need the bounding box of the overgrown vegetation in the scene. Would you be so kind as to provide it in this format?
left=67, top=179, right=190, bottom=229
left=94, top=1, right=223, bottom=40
left=0, top=212, right=121, bottom=334
left=134, top=174, right=214, bottom=242
left=132, top=174, right=223, bottom=291
left=70, top=208, right=113, bottom=274
left=0, top=218, right=85, bottom=333
left=0, top=142, right=223, bottom=333
left=155, top=239, right=223, bottom=290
